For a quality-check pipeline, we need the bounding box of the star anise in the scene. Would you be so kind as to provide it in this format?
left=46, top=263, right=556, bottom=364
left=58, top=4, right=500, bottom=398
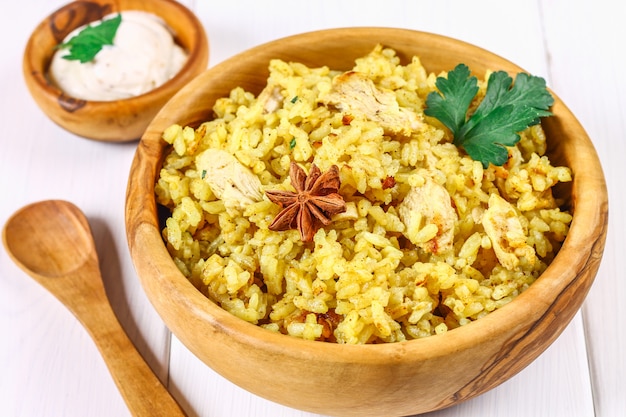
left=266, top=161, right=346, bottom=242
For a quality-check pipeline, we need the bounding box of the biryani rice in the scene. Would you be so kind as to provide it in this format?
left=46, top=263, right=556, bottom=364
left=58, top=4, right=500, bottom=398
left=155, top=45, right=572, bottom=344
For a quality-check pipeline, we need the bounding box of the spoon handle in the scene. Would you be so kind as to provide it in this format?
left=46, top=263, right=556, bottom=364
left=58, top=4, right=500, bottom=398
left=68, top=264, right=187, bottom=417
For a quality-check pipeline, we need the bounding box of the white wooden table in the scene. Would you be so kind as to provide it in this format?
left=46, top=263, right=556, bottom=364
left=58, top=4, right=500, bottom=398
left=1, top=1, right=623, bottom=416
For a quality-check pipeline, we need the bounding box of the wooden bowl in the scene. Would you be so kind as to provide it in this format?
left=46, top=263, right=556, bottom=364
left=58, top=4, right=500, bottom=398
left=125, top=28, right=608, bottom=416
left=23, top=0, right=208, bottom=142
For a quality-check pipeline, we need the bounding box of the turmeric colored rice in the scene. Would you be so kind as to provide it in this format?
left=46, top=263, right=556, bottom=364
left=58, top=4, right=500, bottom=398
left=155, top=45, right=573, bottom=344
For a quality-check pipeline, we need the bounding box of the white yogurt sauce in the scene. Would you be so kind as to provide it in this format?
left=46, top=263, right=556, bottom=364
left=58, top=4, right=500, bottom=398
left=49, top=11, right=188, bottom=101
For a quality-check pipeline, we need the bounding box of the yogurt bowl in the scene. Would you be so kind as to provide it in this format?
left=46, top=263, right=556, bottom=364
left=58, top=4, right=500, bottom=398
left=23, top=0, right=209, bottom=142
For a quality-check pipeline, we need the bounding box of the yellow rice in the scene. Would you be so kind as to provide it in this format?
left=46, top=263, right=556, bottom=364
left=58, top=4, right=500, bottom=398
left=155, top=45, right=572, bottom=344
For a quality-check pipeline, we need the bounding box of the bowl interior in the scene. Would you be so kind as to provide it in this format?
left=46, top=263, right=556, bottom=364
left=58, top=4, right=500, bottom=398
left=126, top=28, right=608, bottom=416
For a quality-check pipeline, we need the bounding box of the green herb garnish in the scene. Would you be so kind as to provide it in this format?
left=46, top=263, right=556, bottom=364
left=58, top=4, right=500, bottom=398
left=56, top=14, right=122, bottom=63
left=290, top=96, right=299, bottom=104
left=425, top=64, right=554, bottom=167
left=289, top=137, right=297, bottom=149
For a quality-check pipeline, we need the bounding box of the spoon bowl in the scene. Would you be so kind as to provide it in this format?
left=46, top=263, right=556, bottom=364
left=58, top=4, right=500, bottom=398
left=2, top=200, right=186, bottom=417
left=4, top=199, right=93, bottom=277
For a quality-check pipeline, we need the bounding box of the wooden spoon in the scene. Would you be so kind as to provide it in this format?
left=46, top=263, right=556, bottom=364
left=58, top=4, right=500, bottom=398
left=2, top=200, right=186, bottom=417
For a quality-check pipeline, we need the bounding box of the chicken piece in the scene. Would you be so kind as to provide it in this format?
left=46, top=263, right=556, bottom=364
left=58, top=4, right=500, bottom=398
left=398, top=178, right=457, bottom=254
left=319, top=71, right=423, bottom=135
left=481, top=193, right=535, bottom=270
left=195, top=149, right=263, bottom=211
left=256, top=83, right=283, bottom=114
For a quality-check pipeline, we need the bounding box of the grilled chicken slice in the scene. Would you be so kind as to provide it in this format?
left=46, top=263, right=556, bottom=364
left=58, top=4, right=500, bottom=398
left=398, top=178, right=457, bottom=254
left=482, top=193, right=535, bottom=270
left=320, top=71, right=423, bottom=136
left=196, top=149, right=263, bottom=211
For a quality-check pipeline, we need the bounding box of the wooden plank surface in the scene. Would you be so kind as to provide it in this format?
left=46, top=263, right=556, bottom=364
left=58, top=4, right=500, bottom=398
left=540, top=1, right=626, bottom=416
left=1, top=1, right=623, bottom=416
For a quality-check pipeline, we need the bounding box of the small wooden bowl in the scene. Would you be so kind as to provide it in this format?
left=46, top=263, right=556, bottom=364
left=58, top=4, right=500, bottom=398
left=23, top=0, right=208, bottom=142
left=126, top=28, right=608, bottom=416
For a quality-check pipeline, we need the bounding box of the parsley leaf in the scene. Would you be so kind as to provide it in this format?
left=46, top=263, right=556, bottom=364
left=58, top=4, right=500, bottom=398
left=424, top=64, right=478, bottom=135
left=425, top=64, right=554, bottom=167
left=56, top=14, right=122, bottom=63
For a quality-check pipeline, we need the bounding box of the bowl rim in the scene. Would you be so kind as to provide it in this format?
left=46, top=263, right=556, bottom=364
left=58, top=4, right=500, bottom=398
left=127, top=25, right=608, bottom=371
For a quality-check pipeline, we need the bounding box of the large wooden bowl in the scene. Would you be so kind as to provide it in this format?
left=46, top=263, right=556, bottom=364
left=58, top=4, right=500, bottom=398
left=23, top=0, right=208, bottom=142
left=125, top=28, right=608, bottom=416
